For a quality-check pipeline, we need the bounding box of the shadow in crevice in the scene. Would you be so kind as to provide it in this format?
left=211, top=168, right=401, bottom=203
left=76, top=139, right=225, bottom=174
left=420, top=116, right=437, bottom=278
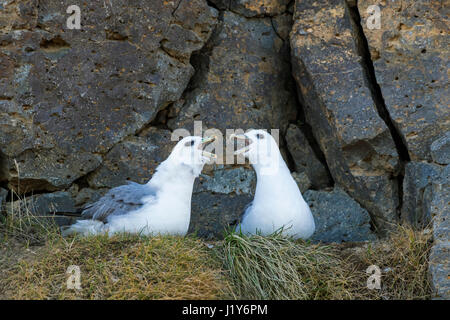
left=346, top=0, right=411, bottom=223
left=291, top=84, right=335, bottom=188
left=40, top=35, right=70, bottom=52
left=346, top=1, right=410, bottom=163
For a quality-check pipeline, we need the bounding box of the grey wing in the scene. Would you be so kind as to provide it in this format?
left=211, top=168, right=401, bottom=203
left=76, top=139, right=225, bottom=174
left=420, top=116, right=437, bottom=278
left=82, top=182, right=158, bottom=222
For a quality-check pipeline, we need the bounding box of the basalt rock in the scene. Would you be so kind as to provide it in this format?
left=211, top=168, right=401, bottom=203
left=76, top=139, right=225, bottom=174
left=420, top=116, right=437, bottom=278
left=167, top=8, right=299, bottom=236
left=429, top=242, right=450, bottom=300
left=5, top=191, right=78, bottom=227
left=431, top=132, right=450, bottom=165
left=195, top=166, right=256, bottom=196
left=429, top=165, right=450, bottom=244
left=168, top=10, right=296, bottom=135
left=290, top=0, right=400, bottom=230
left=427, top=165, right=450, bottom=299
left=0, top=0, right=447, bottom=247
left=286, top=124, right=330, bottom=189
left=189, top=166, right=256, bottom=239
left=210, top=0, right=290, bottom=17
left=291, top=171, right=311, bottom=194
left=87, top=128, right=176, bottom=189
left=358, top=0, right=450, bottom=161
left=0, top=0, right=218, bottom=193
left=0, top=187, right=7, bottom=211
left=401, top=161, right=443, bottom=226
left=304, top=188, right=376, bottom=243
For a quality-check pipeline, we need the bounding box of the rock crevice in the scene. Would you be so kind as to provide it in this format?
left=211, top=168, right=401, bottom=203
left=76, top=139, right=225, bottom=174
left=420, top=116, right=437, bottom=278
left=346, top=1, right=411, bottom=163
left=289, top=0, right=402, bottom=231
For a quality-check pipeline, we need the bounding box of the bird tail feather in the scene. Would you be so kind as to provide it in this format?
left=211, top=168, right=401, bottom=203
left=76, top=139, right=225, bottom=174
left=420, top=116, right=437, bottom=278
left=61, top=220, right=106, bottom=237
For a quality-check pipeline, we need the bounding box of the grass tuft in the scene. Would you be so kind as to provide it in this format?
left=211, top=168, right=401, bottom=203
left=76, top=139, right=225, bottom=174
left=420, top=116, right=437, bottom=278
left=349, top=225, right=433, bottom=299
left=217, top=230, right=359, bottom=299
left=0, top=191, right=60, bottom=246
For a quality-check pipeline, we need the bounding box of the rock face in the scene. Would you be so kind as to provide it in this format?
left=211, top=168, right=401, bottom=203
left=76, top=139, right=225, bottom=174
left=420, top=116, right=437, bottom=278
left=355, top=0, right=449, bottom=298
left=0, top=188, right=7, bottom=211
left=291, top=171, right=311, bottom=194
left=5, top=191, right=78, bottom=227
left=195, top=166, right=256, bottom=195
left=189, top=167, right=255, bottom=239
left=87, top=128, right=175, bottom=188
left=0, top=1, right=328, bottom=240
left=431, top=132, right=450, bottom=165
left=166, top=5, right=300, bottom=236
left=401, top=162, right=443, bottom=226
left=358, top=0, right=449, bottom=161
left=0, top=0, right=218, bottom=192
left=210, top=0, right=290, bottom=17
left=168, top=9, right=296, bottom=134
left=285, top=124, right=330, bottom=189
left=290, top=0, right=400, bottom=230
left=304, top=188, right=376, bottom=243
left=427, top=165, right=450, bottom=299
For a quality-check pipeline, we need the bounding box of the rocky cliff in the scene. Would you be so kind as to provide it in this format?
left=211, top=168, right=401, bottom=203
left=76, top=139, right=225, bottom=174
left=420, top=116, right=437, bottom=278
left=0, top=0, right=448, bottom=298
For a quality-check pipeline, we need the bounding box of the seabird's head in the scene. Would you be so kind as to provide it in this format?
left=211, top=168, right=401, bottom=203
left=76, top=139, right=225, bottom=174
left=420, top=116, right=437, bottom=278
left=230, top=130, right=281, bottom=169
left=168, top=136, right=216, bottom=177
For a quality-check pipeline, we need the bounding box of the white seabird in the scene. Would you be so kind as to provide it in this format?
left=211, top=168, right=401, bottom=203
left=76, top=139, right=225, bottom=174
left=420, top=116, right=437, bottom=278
left=230, top=130, right=315, bottom=239
left=62, top=136, right=216, bottom=237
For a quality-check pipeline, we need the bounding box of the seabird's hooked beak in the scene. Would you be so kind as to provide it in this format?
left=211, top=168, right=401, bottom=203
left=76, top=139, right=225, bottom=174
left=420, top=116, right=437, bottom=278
left=229, top=134, right=253, bottom=155
left=200, top=136, right=217, bottom=159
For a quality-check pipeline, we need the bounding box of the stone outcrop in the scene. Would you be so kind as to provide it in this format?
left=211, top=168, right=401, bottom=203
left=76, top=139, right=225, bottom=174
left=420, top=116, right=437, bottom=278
left=358, top=0, right=449, bottom=162
left=166, top=4, right=300, bottom=236
left=304, top=188, right=376, bottom=243
left=0, top=0, right=218, bottom=192
left=427, top=165, right=449, bottom=299
left=0, top=187, right=7, bottom=211
left=290, top=0, right=400, bottom=230
left=0, top=1, right=325, bottom=240
left=5, top=191, right=78, bottom=227
left=87, top=128, right=175, bottom=188
left=168, top=9, right=296, bottom=134
left=431, top=132, right=450, bottom=165
left=189, top=166, right=255, bottom=239
left=210, top=0, right=291, bottom=17
left=401, top=162, right=443, bottom=226
left=286, top=124, right=330, bottom=189
left=291, top=171, right=311, bottom=193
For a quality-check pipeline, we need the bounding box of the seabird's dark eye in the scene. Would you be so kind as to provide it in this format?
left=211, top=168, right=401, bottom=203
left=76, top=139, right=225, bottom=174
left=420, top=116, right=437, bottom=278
left=256, top=133, right=264, bottom=139
left=185, top=140, right=195, bottom=147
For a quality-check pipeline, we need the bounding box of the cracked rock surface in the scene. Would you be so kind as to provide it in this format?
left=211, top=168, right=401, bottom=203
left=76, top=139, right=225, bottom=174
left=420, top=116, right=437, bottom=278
left=304, top=187, right=376, bottom=243
left=358, top=0, right=449, bottom=162
left=0, top=0, right=217, bottom=192
left=168, top=9, right=296, bottom=134
left=290, top=0, right=400, bottom=230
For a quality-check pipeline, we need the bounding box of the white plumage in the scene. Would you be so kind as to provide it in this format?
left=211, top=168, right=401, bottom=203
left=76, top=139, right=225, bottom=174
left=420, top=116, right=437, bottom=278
left=62, top=136, right=216, bottom=237
left=231, top=130, right=315, bottom=239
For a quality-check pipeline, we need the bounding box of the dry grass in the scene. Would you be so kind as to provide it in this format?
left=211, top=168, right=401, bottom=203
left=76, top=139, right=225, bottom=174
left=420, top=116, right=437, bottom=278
left=0, top=199, right=433, bottom=300
left=0, top=234, right=232, bottom=300
left=0, top=190, right=60, bottom=246
left=217, top=230, right=358, bottom=299
left=0, top=194, right=231, bottom=300
left=347, top=225, right=434, bottom=299
left=216, top=226, right=433, bottom=300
